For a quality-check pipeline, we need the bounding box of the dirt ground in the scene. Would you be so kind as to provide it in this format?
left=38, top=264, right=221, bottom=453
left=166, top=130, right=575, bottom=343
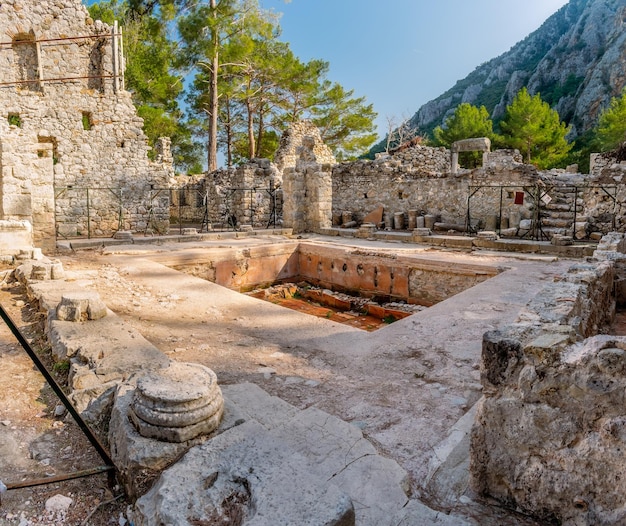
left=1, top=239, right=624, bottom=525
left=0, top=280, right=128, bottom=525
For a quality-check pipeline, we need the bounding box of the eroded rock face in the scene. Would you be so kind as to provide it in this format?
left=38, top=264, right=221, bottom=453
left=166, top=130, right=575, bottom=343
left=129, top=362, right=224, bottom=443
left=470, top=254, right=626, bottom=524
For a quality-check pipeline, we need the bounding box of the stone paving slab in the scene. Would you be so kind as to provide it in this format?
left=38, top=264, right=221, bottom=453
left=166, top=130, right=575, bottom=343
left=133, top=420, right=355, bottom=526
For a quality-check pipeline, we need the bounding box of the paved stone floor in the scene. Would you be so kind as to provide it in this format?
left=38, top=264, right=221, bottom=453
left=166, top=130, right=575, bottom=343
left=51, top=233, right=578, bottom=523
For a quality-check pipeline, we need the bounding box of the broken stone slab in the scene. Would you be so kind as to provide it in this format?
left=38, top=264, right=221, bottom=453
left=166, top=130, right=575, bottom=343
left=56, top=291, right=108, bottom=321
left=423, top=404, right=478, bottom=508
left=362, top=205, right=384, bottom=225
left=551, top=234, right=573, bottom=246
left=131, top=419, right=355, bottom=526
left=391, top=499, right=475, bottom=525
left=269, top=406, right=410, bottom=526
left=223, top=383, right=410, bottom=526
left=113, top=230, right=134, bottom=241
left=129, top=362, right=224, bottom=443
left=476, top=231, right=498, bottom=241
left=181, top=228, right=197, bottom=235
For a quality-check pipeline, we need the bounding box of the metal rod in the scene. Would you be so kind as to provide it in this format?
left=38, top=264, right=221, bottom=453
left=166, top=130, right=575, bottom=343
left=498, top=186, right=504, bottom=235
left=86, top=187, right=91, bottom=240
left=573, top=186, right=578, bottom=240
left=5, top=465, right=114, bottom=490
left=0, top=74, right=117, bottom=87
left=0, top=34, right=119, bottom=47
left=0, top=305, right=115, bottom=471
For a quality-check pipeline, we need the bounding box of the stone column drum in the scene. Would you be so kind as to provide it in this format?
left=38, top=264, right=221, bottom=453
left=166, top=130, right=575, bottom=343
left=129, top=362, right=224, bottom=443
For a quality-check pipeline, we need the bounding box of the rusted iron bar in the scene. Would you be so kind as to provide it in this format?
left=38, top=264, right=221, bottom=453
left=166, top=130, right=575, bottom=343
left=0, top=305, right=115, bottom=473
left=0, top=34, right=120, bottom=47
left=0, top=74, right=116, bottom=87
left=4, top=465, right=114, bottom=490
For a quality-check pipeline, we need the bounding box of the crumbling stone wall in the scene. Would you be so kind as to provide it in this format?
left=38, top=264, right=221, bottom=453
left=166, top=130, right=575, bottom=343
left=170, top=158, right=281, bottom=229
left=171, top=121, right=334, bottom=232
left=282, top=137, right=334, bottom=233
left=0, top=0, right=172, bottom=248
left=470, top=246, right=626, bottom=524
left=333, top=147, right=541, bottom=229
left=274, top=120, right=336, bottom=173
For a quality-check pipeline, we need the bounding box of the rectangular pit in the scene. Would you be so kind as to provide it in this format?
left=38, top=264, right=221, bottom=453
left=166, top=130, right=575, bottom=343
left=153, top=242, right=500, bottom=308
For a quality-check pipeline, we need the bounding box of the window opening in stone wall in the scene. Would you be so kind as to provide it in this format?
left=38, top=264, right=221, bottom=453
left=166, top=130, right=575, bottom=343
left=7, top=113, right=21, bottom=127
left=38, top=136, right=58, bottom=164
left=82, top=112, right=93, bottom=131
left=12, top=33, right=42, bottom=92
left=88, top=39, right=106, bottom=92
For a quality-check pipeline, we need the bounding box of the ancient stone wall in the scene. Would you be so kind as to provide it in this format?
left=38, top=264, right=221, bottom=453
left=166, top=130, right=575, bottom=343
left=170, top=158, right=281, bottom=229
left=273, top=120, right=336, bottom=173
left=0, top=0, right=172, bottom=248
left=470, top=248, right=626, bottom=524
left=172, top=121, right=334, bottom=233
left=283, top=136, right=334, bottom=233
left=333, top=148, right=541, bottom=229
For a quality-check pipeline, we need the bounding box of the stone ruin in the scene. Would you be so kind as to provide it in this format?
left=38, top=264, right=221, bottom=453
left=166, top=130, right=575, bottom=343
left=0, top=0, right=173, bottom=253
left=4, top=2, right=626, bottom=524
left=470, top=234, right=626, bottom=524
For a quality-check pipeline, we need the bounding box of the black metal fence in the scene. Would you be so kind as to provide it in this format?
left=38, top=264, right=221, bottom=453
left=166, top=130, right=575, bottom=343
left=467, top=183, right=623, bottom=241
left=54, top=184, right=282, bottom=239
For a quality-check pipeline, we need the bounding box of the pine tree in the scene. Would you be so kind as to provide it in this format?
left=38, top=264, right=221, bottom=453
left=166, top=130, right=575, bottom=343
left=596, top=88, right=626, bottom=151
left=500, top=88, right=571, bottom=169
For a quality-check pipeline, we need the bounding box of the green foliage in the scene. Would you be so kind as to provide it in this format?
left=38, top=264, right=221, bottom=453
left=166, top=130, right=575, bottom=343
left=7, top=113, right=21, bottom=127
left=312, top=83, right=377, bottom=161
left=433, top=103, right=496, bottom=146
left=433, top=103, right=498, bottom=168
left=53, top=359, right=70, bottom=375
left=499, top=88, right=571, bottom=169
left=564, top=129, right=597, bottom=174
left=82, top=112, right=92, bottom=130
left=539, top=74, right=585, bottom=107
left=596, top=88, right=626, bottom=151
left=88, top=0, right=201, bottom=171
left=179, top=0, right=377, bottom=165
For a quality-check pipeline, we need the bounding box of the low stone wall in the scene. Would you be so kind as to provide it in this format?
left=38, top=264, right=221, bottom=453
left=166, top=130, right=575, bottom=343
left=470, top=249, right=623, bottom=524
left=160, top=242, right=499, bottom=305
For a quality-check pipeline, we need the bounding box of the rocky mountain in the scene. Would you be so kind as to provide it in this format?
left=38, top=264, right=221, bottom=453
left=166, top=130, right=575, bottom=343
left=400, top=0, right=626, bottom=144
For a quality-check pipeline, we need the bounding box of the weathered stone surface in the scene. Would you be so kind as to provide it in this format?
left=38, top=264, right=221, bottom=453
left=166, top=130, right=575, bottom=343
left=471, top=258, right=624, bottom=524
left=56, top=291, right=107, bottom=321
left=129, top=362, right=224, bottom=443
left=110, top=384, right=242, bottom=499
left=132, top=382, right=416, bottom=526
left=0, top=220, right=33, bottom=256
left=0, top=0, right=172, bottom=250
left=133, top=420, right=355, bottom=526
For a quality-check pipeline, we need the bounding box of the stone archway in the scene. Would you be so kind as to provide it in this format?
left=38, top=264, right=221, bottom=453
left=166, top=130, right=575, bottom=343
left=451, top=137, right=491, bottom=173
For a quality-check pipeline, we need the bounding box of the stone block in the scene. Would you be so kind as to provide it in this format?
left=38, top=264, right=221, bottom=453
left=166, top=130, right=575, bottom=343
left=113, top=230, right=134, bottom=241
left=551, top=234, right=573, bottom=246
left=56, top=291, right=108, bottom=321
left=362, top=205, right=384, bottom=225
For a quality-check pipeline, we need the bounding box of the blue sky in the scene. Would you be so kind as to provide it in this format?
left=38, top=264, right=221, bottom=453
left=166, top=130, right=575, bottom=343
left=260, top=0, right=570, bottom=136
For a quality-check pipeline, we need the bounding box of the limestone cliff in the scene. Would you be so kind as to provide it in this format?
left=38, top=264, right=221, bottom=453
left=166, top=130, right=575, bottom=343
left=409, top=0, right=626, bottom=139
